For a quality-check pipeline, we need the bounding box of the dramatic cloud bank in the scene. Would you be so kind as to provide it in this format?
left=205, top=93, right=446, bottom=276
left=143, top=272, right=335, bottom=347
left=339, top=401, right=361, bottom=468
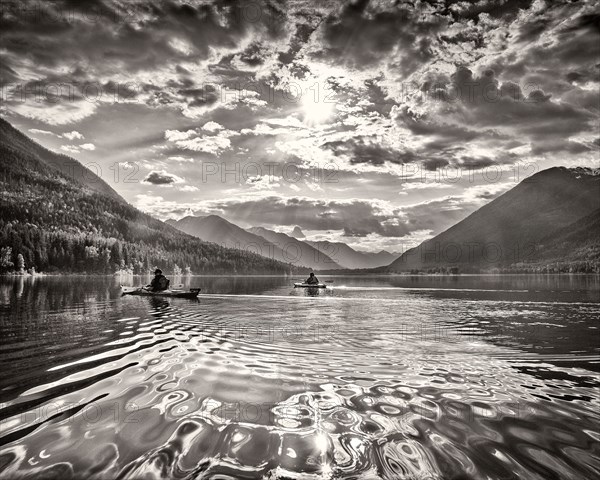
left=2, top=0, right=598, bottom=251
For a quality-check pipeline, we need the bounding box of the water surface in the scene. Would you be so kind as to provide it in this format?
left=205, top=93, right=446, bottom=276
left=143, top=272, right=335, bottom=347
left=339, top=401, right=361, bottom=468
left=1, top=275, right=599, bottom=479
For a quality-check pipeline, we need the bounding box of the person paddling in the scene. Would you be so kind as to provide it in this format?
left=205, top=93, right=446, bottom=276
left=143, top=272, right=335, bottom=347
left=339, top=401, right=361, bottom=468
left=146, top=269, right=170, bottom=292
left=305, top=272, right=320, bottom=285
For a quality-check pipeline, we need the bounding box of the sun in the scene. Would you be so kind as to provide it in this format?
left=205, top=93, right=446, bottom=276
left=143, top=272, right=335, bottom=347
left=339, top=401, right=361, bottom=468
left=301, top=89, right=335, bottom=125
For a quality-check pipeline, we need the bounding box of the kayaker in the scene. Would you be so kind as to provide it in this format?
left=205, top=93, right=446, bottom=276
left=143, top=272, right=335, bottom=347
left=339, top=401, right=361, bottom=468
left=305, top=272, right=319, bottom=285
left=146, top=269, right=170, bottom=292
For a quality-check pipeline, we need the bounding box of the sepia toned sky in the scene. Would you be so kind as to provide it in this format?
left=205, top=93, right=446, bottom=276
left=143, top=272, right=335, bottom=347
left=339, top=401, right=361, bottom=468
left=1, top=0, right=598, bottom=252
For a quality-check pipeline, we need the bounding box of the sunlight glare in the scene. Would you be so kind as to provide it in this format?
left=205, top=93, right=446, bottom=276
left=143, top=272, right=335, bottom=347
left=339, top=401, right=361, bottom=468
left=301, top=90, right=335, bottom=125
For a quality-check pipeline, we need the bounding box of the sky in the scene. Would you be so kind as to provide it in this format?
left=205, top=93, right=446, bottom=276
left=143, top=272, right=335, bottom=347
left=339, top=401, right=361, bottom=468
left=1, top=0, right=599, bottom=253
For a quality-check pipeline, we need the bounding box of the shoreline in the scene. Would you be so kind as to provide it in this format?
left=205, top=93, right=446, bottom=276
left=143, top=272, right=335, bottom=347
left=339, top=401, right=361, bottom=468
left=2, top=272, right=599, bottom=278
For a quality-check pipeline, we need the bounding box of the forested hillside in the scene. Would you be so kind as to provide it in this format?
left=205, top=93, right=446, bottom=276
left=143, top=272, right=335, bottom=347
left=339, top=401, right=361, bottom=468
left=511, top=208, right=600, bottom=272
left=0, top=118, right=300, bottom=275
left=0, top=118, right=124, bottom=202
left=387, top=167, right=600, bottom=274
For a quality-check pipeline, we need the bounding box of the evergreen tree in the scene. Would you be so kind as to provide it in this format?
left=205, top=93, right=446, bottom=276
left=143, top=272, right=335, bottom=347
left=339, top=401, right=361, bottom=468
left=0, top=247, right=14, bottom=273
left=16, top=253, right=25, bottom=274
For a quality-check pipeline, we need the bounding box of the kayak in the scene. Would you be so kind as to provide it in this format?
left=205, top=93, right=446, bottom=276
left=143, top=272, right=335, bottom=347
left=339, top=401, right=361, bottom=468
left=121, top=286, right=201, bottom=299
left=294, top=283, right=327, bottom=288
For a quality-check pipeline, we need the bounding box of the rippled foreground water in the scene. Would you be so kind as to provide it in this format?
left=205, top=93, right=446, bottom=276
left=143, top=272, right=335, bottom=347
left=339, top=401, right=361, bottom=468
left=1, top=275, right=599, bottom=480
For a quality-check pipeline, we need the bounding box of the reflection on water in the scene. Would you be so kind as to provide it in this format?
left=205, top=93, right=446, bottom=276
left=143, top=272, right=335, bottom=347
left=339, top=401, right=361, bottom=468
left=1, top=275, right=599, bottom=479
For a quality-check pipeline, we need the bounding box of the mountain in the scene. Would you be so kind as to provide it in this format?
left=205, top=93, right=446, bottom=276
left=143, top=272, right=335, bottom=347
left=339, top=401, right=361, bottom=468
left=0, top=118, right=124, bottom=203
left=248, top=227, right=343, bottom=270
left=168, top=216, right=395, bottom=270
left=306, top=240, right=400, bottom=269
left=290, top=226, right=305, bottom=239
left=0, top=118, right=302, bottom=275
left=519, top=208, right=600, bottom=270
left=387, top=167, right=600, bottom=273
left=369, top=250, right=401, bottom=266
left=166, top=215, right=307, bottom=267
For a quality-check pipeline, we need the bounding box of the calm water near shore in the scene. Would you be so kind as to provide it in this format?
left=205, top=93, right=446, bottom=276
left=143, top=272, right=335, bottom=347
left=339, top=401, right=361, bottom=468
left=1, top=275, right=599, bottom=479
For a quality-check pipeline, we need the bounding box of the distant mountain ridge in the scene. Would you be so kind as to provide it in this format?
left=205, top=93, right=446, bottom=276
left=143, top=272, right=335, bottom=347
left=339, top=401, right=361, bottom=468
left=387, top=167, right=600, bottom=273
left=248, top=227, right=343, bottom=269
left=290, top=226, right=305, bottom=239
left=166, top=215, right=311, bottom=267
left=306, top=240, right=400, bottom=269
left=167, top=216, right=398, bottom=270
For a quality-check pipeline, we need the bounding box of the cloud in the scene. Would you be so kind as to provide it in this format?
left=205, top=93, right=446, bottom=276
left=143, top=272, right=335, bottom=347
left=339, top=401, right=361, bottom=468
left=189, top=196, right=431, bottom=238
left=309, top=0, right=443, bottom=76
left=58, top=138, right=94, bottom=154
left=202, top=121, right=224, bottom=132
left=179, top=185, right=199, bottom=192
left=443, top=67, right=593, bottom=138
left=323, top=137, right=410, bottom=166
left=164, top=129, right=196, bottom=143
left=246, top=175, right=282, bottom=190
left=60, top=145, right=80, bottom=154
left=3, top=0, right=596, bottom=172
left=29, top=128, right=56, bottom=136
left=143, top=170, right=184, bottom=186
left=0, top=0, right=293, bottom=123
left=8, top=100, right=98, bottom=125
left=168, top=156, right=194, bottom=163
left=63, top=131, right=84, bottom=140
left=402, top=182, right=453, bottom=191
left=393, top=66, right=596, bottom=166
left=165, top=127, right=236, bottom=155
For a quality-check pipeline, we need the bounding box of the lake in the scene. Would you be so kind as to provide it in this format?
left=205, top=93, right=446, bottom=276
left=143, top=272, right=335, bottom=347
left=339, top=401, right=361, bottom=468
left=1, top=275, right=599, bottom=479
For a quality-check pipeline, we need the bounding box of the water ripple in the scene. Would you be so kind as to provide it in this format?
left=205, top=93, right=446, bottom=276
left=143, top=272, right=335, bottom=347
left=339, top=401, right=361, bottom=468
left=1, top=275, right=599, bottom=479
